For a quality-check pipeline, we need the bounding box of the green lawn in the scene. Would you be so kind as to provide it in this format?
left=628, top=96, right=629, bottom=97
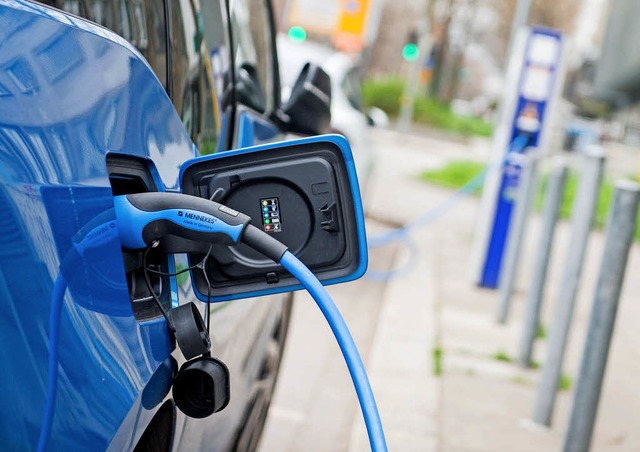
left=420, top=160, right=640, bottom=240
left=419, top=160, right=486, bottom=191
left=363, top=77, right=494, bottom=138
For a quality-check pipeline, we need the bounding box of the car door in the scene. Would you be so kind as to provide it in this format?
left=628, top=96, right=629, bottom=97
left=0, top=1, right=192, bottom=449
left=67, top=0, right=292, bottom=449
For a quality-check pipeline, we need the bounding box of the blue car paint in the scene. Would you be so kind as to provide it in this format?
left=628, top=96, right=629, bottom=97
left=0, top=1, right=194, bottom=448
left=235, top=110, right=281, bottom=149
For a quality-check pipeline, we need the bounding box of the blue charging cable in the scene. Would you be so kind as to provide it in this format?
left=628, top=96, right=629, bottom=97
left=366, top=133, right=530, bottom=281
left=365, top=235, right=420, bottom=282
left=37, top=274, right=66, bottom=452
left=39, top=210, right=121, bottom=451
left=40, top=194, right=387, bottom=451
left=280, top=251, right=387, bottom=451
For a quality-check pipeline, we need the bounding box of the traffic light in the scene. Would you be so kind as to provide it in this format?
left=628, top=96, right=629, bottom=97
left=402, top=29, right=419, bottom=62
left=288, top=26, right=307, bottom=43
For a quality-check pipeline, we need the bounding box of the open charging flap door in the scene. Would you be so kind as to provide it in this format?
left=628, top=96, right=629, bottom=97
left=179, top=134, right=368, bottom=302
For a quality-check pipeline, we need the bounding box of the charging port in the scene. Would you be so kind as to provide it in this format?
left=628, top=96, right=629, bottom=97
left=180, top=138, right=364, bottom=301
left=107, top=155, right=172, bottom=322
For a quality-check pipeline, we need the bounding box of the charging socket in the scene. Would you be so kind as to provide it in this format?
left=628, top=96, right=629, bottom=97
left=180, top=135, right=367, bottom=301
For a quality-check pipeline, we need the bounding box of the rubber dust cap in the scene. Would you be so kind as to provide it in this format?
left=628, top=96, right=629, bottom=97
left=172, top=302, right=211, bottom=360
left=173, top=356, right=231, bottom=418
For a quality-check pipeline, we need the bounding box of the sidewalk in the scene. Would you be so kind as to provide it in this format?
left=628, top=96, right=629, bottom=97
left=260, top=128, right=640, bottom=451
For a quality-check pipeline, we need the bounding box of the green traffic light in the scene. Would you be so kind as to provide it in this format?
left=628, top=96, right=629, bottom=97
left=402, top=43, right=419, bottom=62
left=288, top=26, right=307, bottom=43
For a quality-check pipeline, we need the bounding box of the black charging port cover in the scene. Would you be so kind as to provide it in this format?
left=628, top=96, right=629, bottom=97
left=181, top=138, right=364, bottom=300
left=173, top=356, right=231, bottom=418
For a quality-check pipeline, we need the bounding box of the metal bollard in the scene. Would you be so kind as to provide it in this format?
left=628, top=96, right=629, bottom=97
left=518, top=159, right=568, bottom=366
left=497, top=152, right=539, bottom=324
left=563, top=181, right=640, bottom=452
left=532, top=146, right=605, bottom=427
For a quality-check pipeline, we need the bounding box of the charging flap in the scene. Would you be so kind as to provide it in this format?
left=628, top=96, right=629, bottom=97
left=179, top=134, right=367, bottom=301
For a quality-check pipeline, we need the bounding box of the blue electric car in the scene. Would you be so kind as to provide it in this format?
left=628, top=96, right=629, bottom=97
left=0, top=0, right=333, bottom=450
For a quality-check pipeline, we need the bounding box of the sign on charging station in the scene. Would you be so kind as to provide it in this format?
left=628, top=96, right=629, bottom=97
left=472, top=27, right=564, bottom=288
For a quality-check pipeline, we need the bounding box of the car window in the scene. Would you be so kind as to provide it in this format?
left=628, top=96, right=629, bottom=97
left=200, top=0, right=231, bottom=151
left=170, top=0, right=222, bottom=153
left=46, top=0, right=167, bottom=87
left=45, top=0, right=223, bottom=153
left=140, top=0, right=167, bottom=87
left=228, top=0, right=275, bottom=113
left=129, top=0, right=149, bottom=51
left=57, top=0, right=87, bottom=17
left=168, top=0, right=191, bottom=130
left=86, top=0, right=117, bottom=32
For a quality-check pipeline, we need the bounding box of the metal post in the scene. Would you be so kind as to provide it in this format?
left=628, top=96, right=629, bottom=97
left=518, top=159, right=568, bottom=366
left=563, top=181, right=640, bottom=452
left=496, top=152, right=539, bottom=323
left=532, top=146, right=605, bottom=427
left=397, top=21, right=430, bottom=133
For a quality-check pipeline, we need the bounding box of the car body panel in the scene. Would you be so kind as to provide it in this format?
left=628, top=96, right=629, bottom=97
left=0, top=1, right=192, bottom=448
left=234, top=107, right=281, bottom=148
left=2, top=0, right=295, bottom=450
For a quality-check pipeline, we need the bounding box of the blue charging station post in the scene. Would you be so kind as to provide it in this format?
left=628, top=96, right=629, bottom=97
left=471, top=27, right=564, bottom=289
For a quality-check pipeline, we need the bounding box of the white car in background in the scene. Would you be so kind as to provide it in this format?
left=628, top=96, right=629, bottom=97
left=277, top=34, right=385, bottom=195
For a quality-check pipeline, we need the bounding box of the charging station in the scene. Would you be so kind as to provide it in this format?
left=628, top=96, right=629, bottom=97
left=471, top=27, right=564, bottom=288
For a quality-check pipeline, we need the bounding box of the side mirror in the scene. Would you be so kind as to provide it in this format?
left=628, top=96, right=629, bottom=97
left=366, top=107, right=390, bottom=128
left=274, top=63, right=331, bottom=135
left=180, top=134, right=367, bottom=302
left=235, top=62, right=267, bottom=114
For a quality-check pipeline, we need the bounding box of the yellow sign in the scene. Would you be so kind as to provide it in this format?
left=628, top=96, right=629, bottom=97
left=331, top=0, right=370, bottom=53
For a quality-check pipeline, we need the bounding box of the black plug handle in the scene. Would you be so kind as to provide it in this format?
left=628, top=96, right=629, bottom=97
left=114, top=193, right=251, bottom=249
